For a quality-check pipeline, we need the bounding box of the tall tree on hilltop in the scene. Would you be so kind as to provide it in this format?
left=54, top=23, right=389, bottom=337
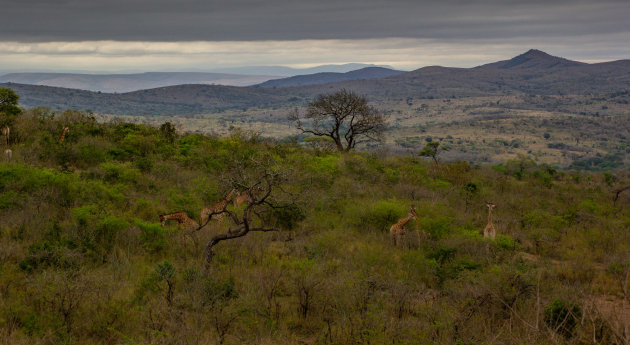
left=289, top=89, right=388, bottom=151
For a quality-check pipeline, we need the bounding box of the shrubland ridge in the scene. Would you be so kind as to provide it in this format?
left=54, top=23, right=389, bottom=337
left=0, top=109, right=629, bottom=344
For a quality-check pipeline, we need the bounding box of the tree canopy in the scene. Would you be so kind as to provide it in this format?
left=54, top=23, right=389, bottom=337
left=0, top=87, right=22, bottom=126
left=289, top=89, right=387, bottom=151
left=418, top=141, right=449, bottom=164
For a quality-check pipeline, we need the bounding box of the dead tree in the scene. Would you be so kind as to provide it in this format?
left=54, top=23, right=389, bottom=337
left=194, top=170, right=284, bottom=264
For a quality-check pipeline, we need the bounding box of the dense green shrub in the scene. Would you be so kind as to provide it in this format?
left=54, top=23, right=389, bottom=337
left=360, top=200, right=408, bottom=232
left=99, top=161, right=141, bottom=184
left=135, top=220, right=168, bottom=253
left=202, top=276, right=237, bottom=307
left=418, top=215, right=453, bottom=239
left=264, top=203, right=306, bottom=230
left=77, top=143, right=107, bottom=165
left=544, top=299, right=582, bottom=338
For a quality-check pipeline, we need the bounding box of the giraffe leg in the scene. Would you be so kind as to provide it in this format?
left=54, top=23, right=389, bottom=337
left=187, top=230, right=199, bottom=246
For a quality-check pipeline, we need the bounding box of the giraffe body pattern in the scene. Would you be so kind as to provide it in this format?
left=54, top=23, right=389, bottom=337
left=483, top=202, right=496, bottom=239
left=201, top=189, right=237, bottom=225
left=160, top=211, right=199, bottom=231
left=233, top=187, right=264, bottom=207
left=59, top=126, right=69, bottom=143
left=390, top=206, right=419, bottom=247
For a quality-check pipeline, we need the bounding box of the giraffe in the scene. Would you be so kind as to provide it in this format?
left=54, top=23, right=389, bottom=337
left=59, top=126, right=69, bottom=143
left=233, top=186, right=264, bottom=207
left=483, top=202, right=496, bottom=239
left=1, top=125, right=9, bottom=145
left=159, top=211, right=199, bottom=231
left=389, top=206, right=419, bottom=247
left=200, top=189, right=237, bottom=226
left=4, top=149, right=11, bottom=161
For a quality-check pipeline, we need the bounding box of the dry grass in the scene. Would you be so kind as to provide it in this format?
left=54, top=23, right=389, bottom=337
left=97, top=93, right=630, bottom=169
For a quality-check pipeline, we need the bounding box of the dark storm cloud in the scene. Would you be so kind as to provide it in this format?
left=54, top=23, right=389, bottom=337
left=1, top=0, right=628, bottom=42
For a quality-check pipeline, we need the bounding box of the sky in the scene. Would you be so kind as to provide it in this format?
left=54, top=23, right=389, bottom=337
left=0, top=0, right=629, bottom=73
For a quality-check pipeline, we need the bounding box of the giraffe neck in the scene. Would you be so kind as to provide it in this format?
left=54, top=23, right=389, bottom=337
left=225, top=189, right=237, bottom=201
left=487, top=208, right=493, bottom=225
left=399, top=216, right=411, bottom=227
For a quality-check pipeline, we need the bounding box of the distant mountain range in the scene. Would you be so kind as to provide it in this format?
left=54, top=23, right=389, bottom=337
left=0, top=72, right=281, bottom=93
left=0, top=63, right=393, bottom=93
left=2, top=50, right=629, bottom=116
left=207, top=63, right=395, bottom=76
left=256, top=67, right=404, bottom=88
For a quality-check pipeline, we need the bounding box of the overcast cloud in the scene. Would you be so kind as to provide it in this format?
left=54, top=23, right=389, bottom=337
left=2, top=0, right=628, bottom=42
left=0, top=0, right=628, bottom=72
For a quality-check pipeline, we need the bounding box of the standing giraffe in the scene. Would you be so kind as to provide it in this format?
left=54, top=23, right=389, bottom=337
left=1, top=125, right=9, bottom=145
left=4, top=149, right=11, bottom=161
left=390, top=206, right=419, bottom=247
left=483, top=202, right=496, bottom=239
left=58, top=126, right=69, bottom=143
left=200, top=189, right=237, bottom=226
left=159, top=211, right=200, bottom=231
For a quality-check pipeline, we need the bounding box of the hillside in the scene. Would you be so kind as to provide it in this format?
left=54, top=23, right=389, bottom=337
left=2, top=50, right=630, bottom=116
left=256, top=67, right=404, bottom=88
left=1, top=111, right=629, bottom=344
left=0, top=82, right=299, bottom=115
left=0, top=72, right=282, bottom=93
left=296, top=54, right=630, bottom=99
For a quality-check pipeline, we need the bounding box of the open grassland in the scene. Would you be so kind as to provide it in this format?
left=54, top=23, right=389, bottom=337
left=0, top=110, right=629, bottom=344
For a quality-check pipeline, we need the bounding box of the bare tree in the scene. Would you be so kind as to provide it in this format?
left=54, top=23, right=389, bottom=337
left=289, top=89, right=388, bottom=151
left=194, top=161, right=298, bottom=265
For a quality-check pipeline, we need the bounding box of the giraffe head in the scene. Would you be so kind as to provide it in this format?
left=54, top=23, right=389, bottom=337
left=247, top=186, right=265, bottom=201
left=159, top=214, right=167, bottom=226
left=486, top=202, right=496, bottom=210
left=409, top=206, right=418, bottom=220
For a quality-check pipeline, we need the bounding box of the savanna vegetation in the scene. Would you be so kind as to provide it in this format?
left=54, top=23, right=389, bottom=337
left=0, top=103, right=629, bottom=344
left=94, top=91, right=630, bottom=170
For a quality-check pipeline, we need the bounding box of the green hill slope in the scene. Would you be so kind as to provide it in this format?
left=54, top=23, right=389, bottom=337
left=1, top=110, right=629, bottom=344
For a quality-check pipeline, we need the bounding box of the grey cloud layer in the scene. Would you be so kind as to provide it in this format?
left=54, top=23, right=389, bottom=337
left=1, top=0, right=628, bottom=41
